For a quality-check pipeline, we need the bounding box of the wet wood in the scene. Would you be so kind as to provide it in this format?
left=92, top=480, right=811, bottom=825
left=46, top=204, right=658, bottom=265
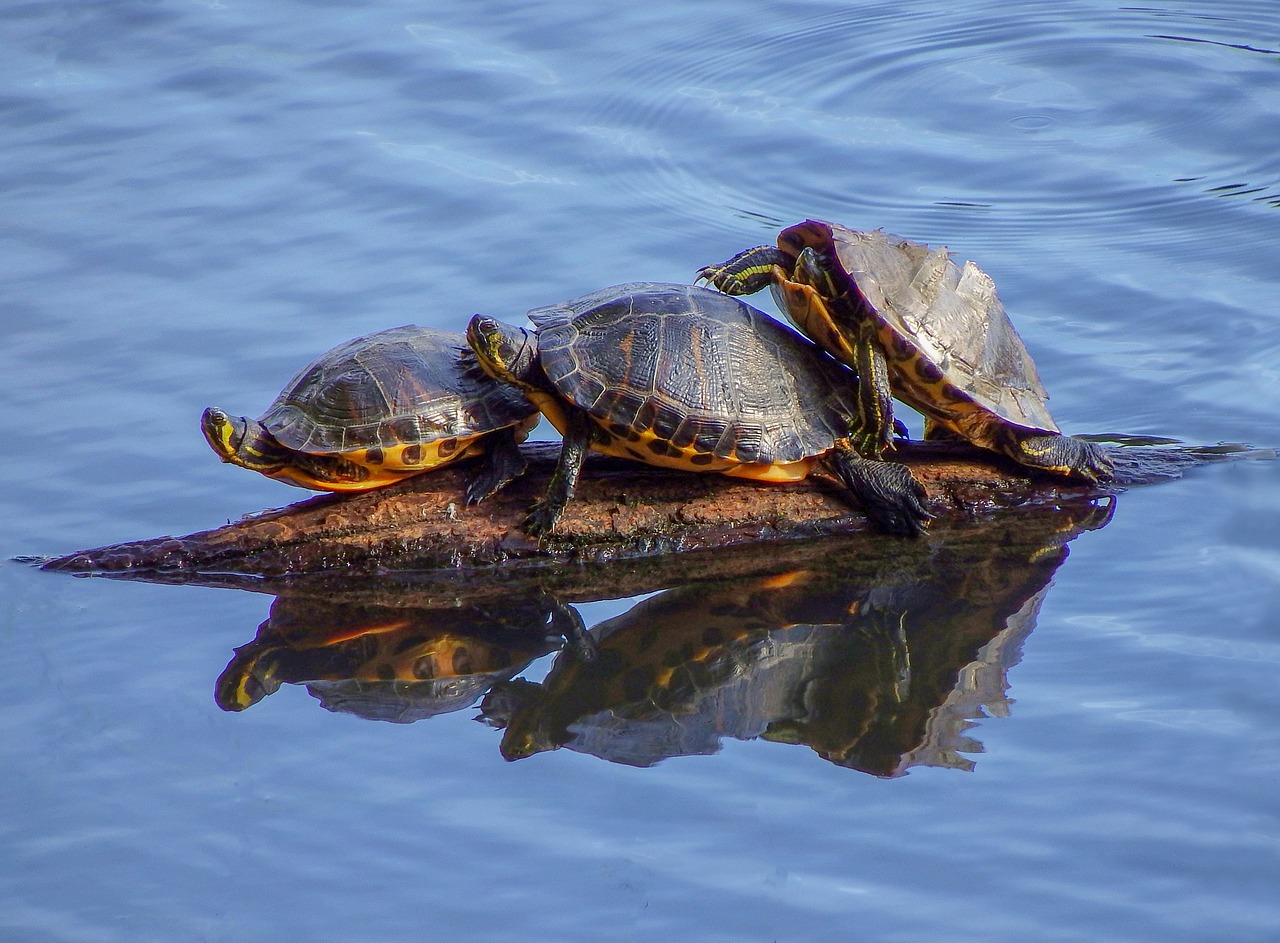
left=39, top=439, right=1268, bottom=579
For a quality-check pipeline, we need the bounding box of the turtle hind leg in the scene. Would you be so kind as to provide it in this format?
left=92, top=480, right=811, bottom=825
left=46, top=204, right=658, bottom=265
left=696, top=246, right=790, bottom=295
left=1014, top=433, right=1115, bottom=483
left=829, top=445, right=932, bottom=537
left=464, top=427, right=529, bottom=505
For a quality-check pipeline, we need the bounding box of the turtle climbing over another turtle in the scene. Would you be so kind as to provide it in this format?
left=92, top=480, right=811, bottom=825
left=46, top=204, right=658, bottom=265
left=466, top=282, right=930, bottom=537
left=202, top=324, right=538, bottom=503
left=697, top=220, right=1113, bottom=482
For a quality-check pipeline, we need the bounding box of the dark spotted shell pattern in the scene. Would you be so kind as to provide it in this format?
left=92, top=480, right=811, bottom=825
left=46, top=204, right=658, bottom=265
left=260, top=324, right=535, bottom=455
left=529, top=283, right=862, bottom=464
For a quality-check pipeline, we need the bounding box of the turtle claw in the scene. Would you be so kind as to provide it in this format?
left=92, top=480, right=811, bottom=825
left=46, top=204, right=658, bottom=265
left=695, top=261, right=753, bottom=295
left=1018, top=434, right=1116, bottom=483
left=849, top=422, right=896, bottom=461
left=464, top=477, right=498, bottom=506
left=831, top=448, right=931, bottom=537
left=1074, top=439, right=1116, bottom=483
left=695, top=246, right=789, bottom=296
left=522, top=500, right=561, bottom=537
left=464, top=434, right=528, bottom=505
left=861, top=464, right=932, bottom=538
left=694, top=263, right=722, bottom=286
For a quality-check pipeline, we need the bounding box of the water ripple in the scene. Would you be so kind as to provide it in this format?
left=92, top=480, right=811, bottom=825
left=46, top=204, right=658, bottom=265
left=581, top=1, right=1280, bottom=247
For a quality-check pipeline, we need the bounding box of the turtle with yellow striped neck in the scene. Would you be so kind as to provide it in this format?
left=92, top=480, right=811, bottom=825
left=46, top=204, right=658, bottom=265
left=202, top=324, right=538, bottom=503
left=466, top=282, right=930, bottom=537
left=698, top=220, right=1112, bottom=482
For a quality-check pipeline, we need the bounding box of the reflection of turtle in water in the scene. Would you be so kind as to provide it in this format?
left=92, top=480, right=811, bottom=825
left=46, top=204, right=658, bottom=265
left=202, top=324, right=538, bottom=502
left=467, top=282, right=929, bottom=537
left=699, top=220, right=1112, bottom=481
left=481, top=502, right=1112, bottom=774
left=215, top=593, right=575, bottom=722
left=480, top=569, right=846, bottom=765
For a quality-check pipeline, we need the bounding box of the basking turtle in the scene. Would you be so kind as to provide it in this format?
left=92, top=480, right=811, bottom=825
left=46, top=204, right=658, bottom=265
left=202, top=324, right=538, bottom=502
left=698, top=220, right=1112, bottom=481
left=466, top=282, right=930, bottom=537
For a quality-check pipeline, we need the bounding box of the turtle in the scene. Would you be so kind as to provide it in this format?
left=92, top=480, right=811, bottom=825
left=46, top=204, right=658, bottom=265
left=465, top=282, right=930, bottom=537
left=201, top=324, right=539, bottom=503
left=479, top=568, right=884, bottom=765
left=697, top=220, right=1113, bottom=481
left=214, top=591, right=575, bottom=718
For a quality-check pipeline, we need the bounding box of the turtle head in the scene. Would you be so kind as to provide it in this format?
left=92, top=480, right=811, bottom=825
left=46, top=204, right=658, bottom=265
left=477, top=679, right=559, bottom=762
left=466, top=315, right=540, bottom=391
left=213, top=639, right=282, bottom=712
left=201, top=407, right=250, bottom=462
left=201, top=407, right=288, bottom=473
left=792, top=245, right=844, bottom=298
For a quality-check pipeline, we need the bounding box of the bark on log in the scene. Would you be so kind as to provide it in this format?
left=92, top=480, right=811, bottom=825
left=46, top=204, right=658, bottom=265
left=37, top=439, right=1268, bottom=580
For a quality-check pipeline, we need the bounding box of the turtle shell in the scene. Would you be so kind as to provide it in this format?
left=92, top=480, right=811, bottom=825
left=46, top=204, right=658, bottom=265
left=215, top=592, right=561, bottom=716
left=778, top=221, right=1058, bottom=434
left=260, top=324, right=536, bottom=458
left=528, top=283, right=861, bottom=467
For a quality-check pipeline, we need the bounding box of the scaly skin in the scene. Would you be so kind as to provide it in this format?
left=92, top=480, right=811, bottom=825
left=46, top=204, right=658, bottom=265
left=695, top=245, right=789, bottom=296
left=524, top=410, right=594, bottom=536
left=700, top=246, right=897, bottom=460
left=828, top=443, right=931, bottom=538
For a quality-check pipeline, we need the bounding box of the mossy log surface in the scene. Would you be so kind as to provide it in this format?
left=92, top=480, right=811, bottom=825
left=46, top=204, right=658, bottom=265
left=39, top=439, right=1265, bottom=581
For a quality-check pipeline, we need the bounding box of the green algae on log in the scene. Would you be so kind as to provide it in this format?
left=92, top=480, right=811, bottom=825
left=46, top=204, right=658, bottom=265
left=38, top=438, right=1271, bottom=580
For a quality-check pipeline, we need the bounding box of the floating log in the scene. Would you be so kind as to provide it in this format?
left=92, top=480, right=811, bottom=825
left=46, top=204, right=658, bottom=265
left=38, top=438, right=1270, bottom=580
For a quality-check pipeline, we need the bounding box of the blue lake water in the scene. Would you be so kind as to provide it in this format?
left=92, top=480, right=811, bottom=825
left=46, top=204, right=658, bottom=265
left=3, top=1, right=1279, bottom=940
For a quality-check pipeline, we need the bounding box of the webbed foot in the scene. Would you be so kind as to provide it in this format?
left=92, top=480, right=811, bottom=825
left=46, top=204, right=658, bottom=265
left=464, top=430, right=528, bottom=505
left=522, top=499, right=563, bottom=537
left=831, top=447, right=932, bottom=537
left=850, top=421, right=896, bottom=460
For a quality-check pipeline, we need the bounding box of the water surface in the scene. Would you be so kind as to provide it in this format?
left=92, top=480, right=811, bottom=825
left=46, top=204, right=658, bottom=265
left=3, top=1, right=1278, bottom=941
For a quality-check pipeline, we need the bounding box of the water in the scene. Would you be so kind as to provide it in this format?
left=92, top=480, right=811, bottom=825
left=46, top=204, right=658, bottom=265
left=3, top=1, right=1278, bottom=940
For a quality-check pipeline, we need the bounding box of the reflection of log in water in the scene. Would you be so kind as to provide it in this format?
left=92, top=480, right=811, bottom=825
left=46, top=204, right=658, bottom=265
left=210, top=502, right=1111, bottom=776
left=38, top=439, right=1263, bottom=578
left=484, top=503, right=1111, bottom=775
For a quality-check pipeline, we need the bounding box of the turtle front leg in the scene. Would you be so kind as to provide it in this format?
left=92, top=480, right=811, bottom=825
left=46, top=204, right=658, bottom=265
left=851, top=320, right=897, bottom=459
left=829, top=443, right=931, bottom=537
left=465, top=427, right=529, bottom=505
left=524, top=410, right=594, bottom=536
left=696, top=246, right=791, bottom=296
left=545, top=599, right=599, bottom=663
left=1013, top=432, right=1116, bottom=483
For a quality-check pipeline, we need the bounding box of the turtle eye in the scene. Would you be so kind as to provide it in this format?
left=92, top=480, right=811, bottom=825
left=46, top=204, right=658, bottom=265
left=465, top=316, right=498, bottom=356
